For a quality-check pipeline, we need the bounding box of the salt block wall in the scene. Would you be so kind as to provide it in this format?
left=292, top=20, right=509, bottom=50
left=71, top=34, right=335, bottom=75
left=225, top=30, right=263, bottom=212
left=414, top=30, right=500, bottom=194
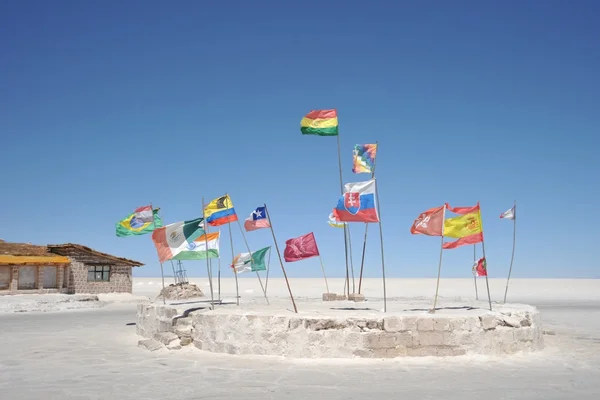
left=136, top=304, right=544, bottom=359
left=68, top=261, right=132, bottom=294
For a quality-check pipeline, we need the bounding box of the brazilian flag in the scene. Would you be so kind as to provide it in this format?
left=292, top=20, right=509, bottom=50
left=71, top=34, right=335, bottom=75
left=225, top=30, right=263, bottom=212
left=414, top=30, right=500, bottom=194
left=116, top=208, right=163, bottom=237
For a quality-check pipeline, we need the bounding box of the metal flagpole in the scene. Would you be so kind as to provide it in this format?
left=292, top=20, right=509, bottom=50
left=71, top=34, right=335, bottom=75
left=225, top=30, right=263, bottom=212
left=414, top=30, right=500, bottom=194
left=236, top=219, right=269, bottom=304
left=431, top=205, right=446, bottom=313
left=373, top=178, right=387, bottom=312
left=170, top=261, right=177, bottom=284
left=151, top=203, right=166, bottom=305
left=503, top=200, right=517, bottom=303
left=264, top=203, right=298, bottom=313
left=336, top=131, right=351, bottom=297
left=223, top=195, right=240, bottom=306
left=473, top=245, right=479, bottom=300
left=479, top=201, right=493, bottom=311
left=201, top=198, right=215, bottom=307
left=357, top=142, right=378, bottom=295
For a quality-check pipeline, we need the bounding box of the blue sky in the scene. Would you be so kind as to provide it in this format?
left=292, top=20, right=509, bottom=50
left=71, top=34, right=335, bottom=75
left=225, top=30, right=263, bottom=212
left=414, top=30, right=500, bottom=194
left=1, top=0, right=599, bottom=279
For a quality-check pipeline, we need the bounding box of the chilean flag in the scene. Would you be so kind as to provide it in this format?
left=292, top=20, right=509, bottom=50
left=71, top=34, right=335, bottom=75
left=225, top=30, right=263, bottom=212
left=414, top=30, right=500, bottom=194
left=333, top=179, right=380, bottom=223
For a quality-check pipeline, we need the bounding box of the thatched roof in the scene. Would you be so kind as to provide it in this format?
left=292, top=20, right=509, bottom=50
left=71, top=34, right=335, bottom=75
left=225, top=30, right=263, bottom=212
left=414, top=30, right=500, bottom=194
left=47, top=243, right=144, bottom=267
left=0, top=241, right=144, bottom=267
left=0, top=242, right=71, bottom=265
left=0, top=242, right=57, bottom=257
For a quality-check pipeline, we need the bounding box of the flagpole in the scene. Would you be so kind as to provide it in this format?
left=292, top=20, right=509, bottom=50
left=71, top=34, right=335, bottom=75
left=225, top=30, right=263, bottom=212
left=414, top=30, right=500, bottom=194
left=479, top=201, right=493, bottom=311
left=264, top=203, right=298, bottom=313
left=318, top=255, right=331, bottom=294
left=357, top=224, right=368, bottom=294
left=202, top=198, right=215, bottom=308
left=431, top=205, right=446, bottom=313
left=373, top=177, right=387, bottom=312
left=473, top=244, right=479, bottom=300
left=503, top=200, right=517, bottom=303
left=357, top=141, right=378, bottom=295
left=265, top=246, right=272, bottom=294
left=224, top=194, right=240, bottom=306
left=236, top=219, right=269, bottom=304
left=151, top=203, right=166, bottom=305
left=217, top=257, right=221, bottom=303
left=336, top=128, right=351, bottom=297
left=347, top=227, right=356, bottom=293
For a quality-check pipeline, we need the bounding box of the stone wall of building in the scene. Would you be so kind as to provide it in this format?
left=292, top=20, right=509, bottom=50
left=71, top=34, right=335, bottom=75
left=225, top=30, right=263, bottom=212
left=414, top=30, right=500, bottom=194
left=68, top=261, right=132, bottom=294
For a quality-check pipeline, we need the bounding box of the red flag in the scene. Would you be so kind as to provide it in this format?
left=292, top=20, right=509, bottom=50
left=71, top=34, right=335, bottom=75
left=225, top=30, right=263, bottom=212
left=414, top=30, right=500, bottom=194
left=445, top=203, right=480, bottom=215
left=473, top=257, right=487, bottom=277
left=410, top=205, right=444, bottom=236
left=284, top=232, right=320, bottom=262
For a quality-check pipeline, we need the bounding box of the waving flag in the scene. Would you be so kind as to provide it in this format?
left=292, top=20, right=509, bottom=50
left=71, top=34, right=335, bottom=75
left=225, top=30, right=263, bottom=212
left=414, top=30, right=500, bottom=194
left=116, top=206, right=163, bottom=237
left=231, top=247, right=270, bottom=273
left=173, top=232, right=220, bottom=260
left=500, top=206, right=515, bottom=220
left=151, top=218, right=205, bottom=262
left=333, top=179, right=379, bottom=223
left=244, top=207, right=271, bottom=232
left=443, top=203, right=484, bottom=249
left=284, top=232, right=320, bottom=262
left=205, top=195, right=238, bottom=226
left=410, top=205, right=444, bottom=236
left=352, top=144, right=378, bottom=174
left=473, top=257, right=487, bottom=277
left=300, top=109, right=338, bottom=136
left=328, top=213, right=345, bottom=228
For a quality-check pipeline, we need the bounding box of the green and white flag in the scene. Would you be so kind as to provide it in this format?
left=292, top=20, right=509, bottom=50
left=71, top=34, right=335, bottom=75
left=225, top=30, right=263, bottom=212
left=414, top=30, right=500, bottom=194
left=231, top=246, right=270, bottom=273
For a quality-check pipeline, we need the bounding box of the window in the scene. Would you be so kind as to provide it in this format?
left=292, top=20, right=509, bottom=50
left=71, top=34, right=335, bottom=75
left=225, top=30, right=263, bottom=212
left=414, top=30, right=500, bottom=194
left=87, top=266, right=110, bottom=282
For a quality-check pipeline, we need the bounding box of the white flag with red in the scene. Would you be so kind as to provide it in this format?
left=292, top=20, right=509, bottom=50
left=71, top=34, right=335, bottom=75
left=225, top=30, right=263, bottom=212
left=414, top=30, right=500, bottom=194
left=500, top=206, right=515, bottom=220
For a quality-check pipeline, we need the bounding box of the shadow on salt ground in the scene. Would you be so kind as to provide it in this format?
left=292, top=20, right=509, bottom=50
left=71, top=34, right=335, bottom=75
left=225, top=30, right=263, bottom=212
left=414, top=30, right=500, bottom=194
left=0, top=301, right=599, bottom=399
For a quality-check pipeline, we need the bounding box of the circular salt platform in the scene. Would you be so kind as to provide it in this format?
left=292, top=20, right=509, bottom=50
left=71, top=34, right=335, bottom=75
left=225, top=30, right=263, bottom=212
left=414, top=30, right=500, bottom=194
left=136, top=299, right=544, bottom=358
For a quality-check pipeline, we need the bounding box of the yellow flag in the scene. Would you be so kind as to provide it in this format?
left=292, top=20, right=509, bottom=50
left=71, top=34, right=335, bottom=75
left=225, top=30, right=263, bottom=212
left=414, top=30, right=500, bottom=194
left=443, top=211, right=482, bottom=238
left=204, top=195, right=238, bottom=227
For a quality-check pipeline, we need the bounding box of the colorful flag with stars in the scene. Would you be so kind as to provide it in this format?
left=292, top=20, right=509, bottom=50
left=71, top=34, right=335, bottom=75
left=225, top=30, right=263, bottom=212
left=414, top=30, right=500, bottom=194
left=244, top=206, right=271, bottom=232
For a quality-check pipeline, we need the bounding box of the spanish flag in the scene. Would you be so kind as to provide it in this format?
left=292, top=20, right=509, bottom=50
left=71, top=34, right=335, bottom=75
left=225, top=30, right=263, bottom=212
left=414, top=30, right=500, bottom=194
left=300, top=109, right=339, bottom=136
left=204, top=195, right=238, bottom=226
left=442, top=203, right=484, bottom=249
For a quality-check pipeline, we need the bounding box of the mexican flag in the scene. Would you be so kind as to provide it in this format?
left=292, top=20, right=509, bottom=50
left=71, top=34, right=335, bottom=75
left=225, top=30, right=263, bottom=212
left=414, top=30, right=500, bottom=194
left=151, top=218, right=205, bottom=262
left=173, top=232, right=220, bottom=260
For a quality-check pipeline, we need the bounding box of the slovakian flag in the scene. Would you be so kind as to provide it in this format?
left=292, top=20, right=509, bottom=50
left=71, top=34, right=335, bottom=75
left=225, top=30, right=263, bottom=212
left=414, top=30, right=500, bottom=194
left=473, top=257, right=487, bottom=277
left=244, top=207, right=271, bottom=232
left=410, top=205, right=445, bottom=236
left=500, top=206, right=515, bottom=220
left=332, top=179, right=379, bottom=223
left=284, top=232, right=320, bottom=262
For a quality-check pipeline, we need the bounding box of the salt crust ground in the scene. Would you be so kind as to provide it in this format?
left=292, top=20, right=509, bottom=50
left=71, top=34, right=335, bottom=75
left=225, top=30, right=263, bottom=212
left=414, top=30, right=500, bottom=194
left=0, top=292, right=150, bottom=313
left=1, top=278, right=599, bottom=399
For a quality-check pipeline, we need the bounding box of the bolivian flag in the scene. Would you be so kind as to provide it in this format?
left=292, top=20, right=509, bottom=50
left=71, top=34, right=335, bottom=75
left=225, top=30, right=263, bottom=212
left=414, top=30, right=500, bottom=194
left=116, top=206, right=163, bottom=237
left=300, top=109, right=339, bottom=136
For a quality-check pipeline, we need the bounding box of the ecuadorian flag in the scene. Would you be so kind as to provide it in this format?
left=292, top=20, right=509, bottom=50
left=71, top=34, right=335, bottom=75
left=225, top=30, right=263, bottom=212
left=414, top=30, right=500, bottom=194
left=205, top=195, right=238, bottom=226
left=116, top=206, right=163, bottom=237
